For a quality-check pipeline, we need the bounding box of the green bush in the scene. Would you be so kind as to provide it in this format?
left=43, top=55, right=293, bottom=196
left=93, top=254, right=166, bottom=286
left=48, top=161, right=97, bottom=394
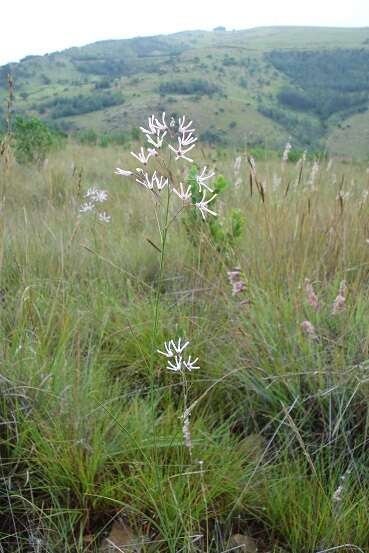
left=159, top=79, right=220, bottom=96
left=13, top=116, right=62, bottom=164
left=36, top=91, right=124, bottom=119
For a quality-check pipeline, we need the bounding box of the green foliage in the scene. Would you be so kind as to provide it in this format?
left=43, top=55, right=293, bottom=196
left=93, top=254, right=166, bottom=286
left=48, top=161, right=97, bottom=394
left=248, top=146, right=278, bottom=160
left=13, top=115, right=62, bottom=164
left=3, top=147, right=369, bottom=549
left=268, top=48, right=369, bottom=92
left=75, top=128, right=98, bottom=145
left=5, top=30, right=369, bottom=156
left=36, top=91, right=124, bottom=119
left=159, top=79, right=220, bottom=96
left=258, top=103, right=325, bottom=147
left=94, top=78, right=111, bottom=90
left=75, top=128, right=130, bottom=147
left=200, top=128, right=228, bottom=145
left=184, top=169, right=245, bottom=256
left=268, top=49, right=369, bottom=120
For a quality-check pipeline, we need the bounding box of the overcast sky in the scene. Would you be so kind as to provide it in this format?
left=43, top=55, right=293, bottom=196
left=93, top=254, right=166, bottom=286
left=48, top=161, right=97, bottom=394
left=2, top=0, right=369, bottom=66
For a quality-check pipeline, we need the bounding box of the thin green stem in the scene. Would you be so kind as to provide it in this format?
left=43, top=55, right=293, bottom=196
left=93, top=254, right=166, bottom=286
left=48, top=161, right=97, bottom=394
left=150, top=186, right=171, bottom=385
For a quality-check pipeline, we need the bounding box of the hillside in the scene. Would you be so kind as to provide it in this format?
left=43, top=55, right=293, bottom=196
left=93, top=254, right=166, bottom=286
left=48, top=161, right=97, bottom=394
left=2, top=26, right=369, bottom=156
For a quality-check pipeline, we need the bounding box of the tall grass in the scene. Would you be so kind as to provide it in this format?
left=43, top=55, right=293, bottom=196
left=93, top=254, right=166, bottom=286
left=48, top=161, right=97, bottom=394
left=1, top=141, right=369, bottom=551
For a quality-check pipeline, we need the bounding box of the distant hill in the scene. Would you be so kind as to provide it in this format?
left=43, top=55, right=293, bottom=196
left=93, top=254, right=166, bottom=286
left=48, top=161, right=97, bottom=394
left=2, top=26, right=369, bottom=157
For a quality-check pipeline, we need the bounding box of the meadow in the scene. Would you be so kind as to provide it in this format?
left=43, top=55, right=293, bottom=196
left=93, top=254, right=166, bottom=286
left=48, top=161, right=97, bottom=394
left=1, top=121, right=369, bottom=553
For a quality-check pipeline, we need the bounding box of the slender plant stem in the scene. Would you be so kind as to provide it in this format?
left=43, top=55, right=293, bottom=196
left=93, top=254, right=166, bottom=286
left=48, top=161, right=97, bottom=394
left=150, top=185, right=171, bottom=385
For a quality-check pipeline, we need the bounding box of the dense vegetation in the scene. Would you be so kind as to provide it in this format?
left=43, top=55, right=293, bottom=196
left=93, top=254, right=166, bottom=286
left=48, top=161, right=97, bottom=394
left=35, top=91, right=125, bottom=119
left=11, top=115, right=61, bottom=163
left=158, top=79, right=220, bottom=96
left=267, top=49, right=369, bottom=120
left=3, top=28, right=369, bottom=156
left=2, top=112, right=369, bottom=550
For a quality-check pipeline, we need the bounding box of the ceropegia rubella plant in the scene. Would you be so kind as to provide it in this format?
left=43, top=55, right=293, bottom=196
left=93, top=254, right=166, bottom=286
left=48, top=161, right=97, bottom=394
left=114, top=112, right=220, bottom=453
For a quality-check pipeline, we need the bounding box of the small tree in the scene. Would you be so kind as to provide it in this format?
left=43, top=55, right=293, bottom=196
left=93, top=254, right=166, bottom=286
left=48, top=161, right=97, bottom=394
left=13, top=116, right=59, bottom=164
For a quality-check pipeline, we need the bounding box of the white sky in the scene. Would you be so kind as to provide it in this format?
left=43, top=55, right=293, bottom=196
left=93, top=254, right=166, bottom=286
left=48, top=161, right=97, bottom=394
left=2, top=0, right=369, bottom=66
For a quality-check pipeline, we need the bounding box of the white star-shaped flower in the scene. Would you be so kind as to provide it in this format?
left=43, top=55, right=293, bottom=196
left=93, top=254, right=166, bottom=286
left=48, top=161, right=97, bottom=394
left=196, top=167, right=215, bottom=192
left=173, top=182, right=192, bottom=201
left=195, top=191, right=217, bottom=220
left=130, top=147, right=155, bottom=165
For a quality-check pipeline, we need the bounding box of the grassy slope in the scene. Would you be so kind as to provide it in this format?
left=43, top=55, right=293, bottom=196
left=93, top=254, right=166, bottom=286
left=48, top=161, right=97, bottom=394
left=2, top=138, right=369, bottom=550
left=2, top=26, right=369, bottom=155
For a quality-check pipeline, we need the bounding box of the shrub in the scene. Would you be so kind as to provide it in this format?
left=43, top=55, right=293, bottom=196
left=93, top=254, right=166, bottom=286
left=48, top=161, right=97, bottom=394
left=158, top=79, right=220, bottom=96
left=37, top=92, right=125, bottom=119
left=13, top=116, right=62, bottom=164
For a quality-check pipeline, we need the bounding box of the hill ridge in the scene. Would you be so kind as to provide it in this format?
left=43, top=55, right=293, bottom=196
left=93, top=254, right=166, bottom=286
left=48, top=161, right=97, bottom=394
left=2, top=26, right=369, bottom=157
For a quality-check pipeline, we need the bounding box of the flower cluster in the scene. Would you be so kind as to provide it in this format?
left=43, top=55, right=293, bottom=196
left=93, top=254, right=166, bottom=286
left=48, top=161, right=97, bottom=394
left=157, top=338, right=199, bottom=373
left=332, top=280, right=347, bottom=315
left=79, top=187, right=111, bottom=223
left=168, top=115, right=198, bottom=162
left=301, top=320, right=318, bottom=340
left=227, top=267, right=246, bottom=296
left=304, top=278, right=320, bottom=311
left=301, top=279, right=348, bottom=341
left=115, top=112, right=217, bottom=220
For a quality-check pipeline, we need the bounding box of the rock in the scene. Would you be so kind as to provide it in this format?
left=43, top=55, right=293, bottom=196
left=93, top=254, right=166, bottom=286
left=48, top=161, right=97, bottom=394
left=240, top=433, right=267, bottom=462
left=229, top=533, right=258, bottom=553
left=100, top=519, right=141, bottom=553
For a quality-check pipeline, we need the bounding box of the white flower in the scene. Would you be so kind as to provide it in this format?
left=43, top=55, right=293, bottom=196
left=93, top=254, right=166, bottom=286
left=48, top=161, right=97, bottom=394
left=173, top=182, right=192, bottom=201
left=146, top=130, right=167, bottom=149
left=157, top=338, right=189, bottom=358
left=171, top=338, right=190, bottom=354
left=195, top=191, right=218, bottom=220
left=170, top=117, right=176, bottom=128
left=158, top=338, right=198, bottom=373
left=136, top=171, right=168, bottom=191
left=183, top=356, right=200, bottom=371
left=168, top=139, right=196, bottom=163
left=157, top=341, right=175, bottom=358
left=115, top=168, right=134, bottom=177
left=153, top=112, right=167, bottom=131
left=139, top=115, right=157, bottom=135
left=140, top=112, right=167, bottom=135
left=130, top=147, right=155, bottom=165
left=98, top=212, right=111, bottom=223
left=155, top=174, right=169, bottom=191
left=196, top=167, right=215, bottom=192
left=167, top=356, right=184, bottom=372
left=178, top=115, right=195, bottom=134
left=136, top=172, right=154, bottom=189
left=79, top=202, right=95, bottom=213
left=86, top=187, right=108, bottom=203
left=180, top=132, right=197, bottom=147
